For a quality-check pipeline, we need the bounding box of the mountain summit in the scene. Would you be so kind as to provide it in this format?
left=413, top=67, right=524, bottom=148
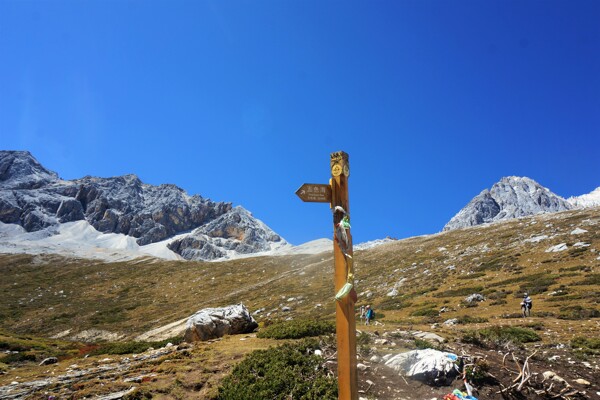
left=0, top=151, right=286, bottom=260
left=443, top=176, right=598, bottom=231
left=443, top=176, right=565, bottom=231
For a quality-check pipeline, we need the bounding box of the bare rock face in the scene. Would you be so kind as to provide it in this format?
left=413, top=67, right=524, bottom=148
left=0, top=151, right=287, bottom=260
left=184, top=303, right=258, bottom=342
left=168, top=207, right=284, bottom=260
left=444, top=177, right=572, bottom=231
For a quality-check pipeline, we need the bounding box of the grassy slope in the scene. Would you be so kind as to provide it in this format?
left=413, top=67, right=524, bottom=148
left=0, top=207, right=598, bottom=397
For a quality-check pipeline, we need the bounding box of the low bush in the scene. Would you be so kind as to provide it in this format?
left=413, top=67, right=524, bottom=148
left=461, top=326, right=540, bottom=348
left=0, top=352, right=37, bottom=364
left=410, top=307, right=438, bottom=317
left=558, top=306, right=600, bottom=320
left=88, top=336, right=183, bottom=356
left=458, top=272, right=486, bottom=280
left=216, top=339, right=337, bottom=400
left=257, top=319, right=335, bottom=340
left=572, top=274, right=600, bottom=286
left=571, top=336, right=600, bottom=355
left=558, top=265, right=591, bottom=273
left=465, top=359, right=494, bottom=386
left=456, top=315, right=488, bottom=324
left=413, top=338, right=441, bottom=350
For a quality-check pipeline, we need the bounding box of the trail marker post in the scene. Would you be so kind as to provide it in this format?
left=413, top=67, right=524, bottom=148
left=295, top=151, right=358, bottom=400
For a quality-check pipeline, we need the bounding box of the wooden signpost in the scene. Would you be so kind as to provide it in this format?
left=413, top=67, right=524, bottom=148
left=296, top=151, right=358, bottom=400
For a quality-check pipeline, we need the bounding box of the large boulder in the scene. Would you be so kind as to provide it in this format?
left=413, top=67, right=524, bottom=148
left=384, top=349, right=459, bottom=385
left=184, top=303, right=258, bottom=342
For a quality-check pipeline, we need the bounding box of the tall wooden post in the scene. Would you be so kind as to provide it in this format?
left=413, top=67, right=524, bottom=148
left=330, top=151, right=358, bottom=400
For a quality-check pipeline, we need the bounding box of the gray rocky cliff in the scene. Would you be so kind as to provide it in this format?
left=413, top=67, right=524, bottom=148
left=443, top=176, right=572, bottom=231
left=0, top=151, right=286, bottom=260
left=168, top=206, right=284, bottom=260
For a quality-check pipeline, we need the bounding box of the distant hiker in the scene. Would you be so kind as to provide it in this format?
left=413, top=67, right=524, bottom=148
left=365, top=305, right=374, bottom=325
left=359, top=305, right=365, bottom=321
left=521, top=293, right=532, bottom=317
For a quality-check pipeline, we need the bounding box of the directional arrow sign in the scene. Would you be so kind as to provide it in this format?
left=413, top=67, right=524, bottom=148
left=295, top=183, right=332, bottom=203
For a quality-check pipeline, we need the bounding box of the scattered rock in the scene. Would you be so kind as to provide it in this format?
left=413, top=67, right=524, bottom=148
left=39, top=357, right=58, bottom=366
left=574, top=378, right=590, bottom=386
left=184, top=303, right=258, bottom=342
left=357, top=363, right=369, bottom=371
left=465, top=293, right=485, bottom=303
left=570, top=228, right=588, bottom=235
left=546, top=243, right=568, bottom=252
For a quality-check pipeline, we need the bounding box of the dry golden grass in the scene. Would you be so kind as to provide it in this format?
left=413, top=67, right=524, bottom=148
left=0, top=207, right=598, bottom=398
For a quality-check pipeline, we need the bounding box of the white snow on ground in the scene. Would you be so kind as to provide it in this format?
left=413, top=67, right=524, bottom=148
left=355, top=237, right=397, bottom=251
left=276, top=238, right=333, bottom=255
left=0, top=221, right=394, bottom=262
left=0, top=221, right=181, bottom=262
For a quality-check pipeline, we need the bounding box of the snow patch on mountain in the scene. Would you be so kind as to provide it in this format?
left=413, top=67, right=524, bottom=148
left=567, top=187, right=600, bottom=208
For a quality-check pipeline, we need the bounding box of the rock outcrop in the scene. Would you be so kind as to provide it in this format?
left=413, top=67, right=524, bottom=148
left=444, top=177, right=573, bottom=231
left=184, top=303, right=258, bottom=342
left=384, top=349, right=459, bottom=385
left=0, top=151, right=286, bottom=260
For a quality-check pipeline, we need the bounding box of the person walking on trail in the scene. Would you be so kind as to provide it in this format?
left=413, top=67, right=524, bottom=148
left=365, top=305, right=374, bottom=325
left=521, top=293, right=532, bottom=317
left=359, top=305, right=365, bottom=321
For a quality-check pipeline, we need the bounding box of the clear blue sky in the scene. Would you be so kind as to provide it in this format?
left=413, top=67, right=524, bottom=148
left=1, top=1, right=599, bottom=245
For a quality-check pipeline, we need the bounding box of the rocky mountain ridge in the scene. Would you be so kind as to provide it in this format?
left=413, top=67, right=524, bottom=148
left=0, top=150, right=285, bottom=260
left=443, top=176, right=600, bottom=231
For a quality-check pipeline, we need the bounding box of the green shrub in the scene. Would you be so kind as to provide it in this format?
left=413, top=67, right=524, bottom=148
left=455, top=315, right=488, bottom=324
left=465, top=359, right=493, bottom=385
left=257, top=319, right=335, bottom=340
left=461, top=326, right=540, bottom=348
left=0, top=352, right=37, bottom=364
left=458, top=272, right=486, bottom=280
left=413, top=338, right=440, bottom=350
left=356, top=332, right=372, bottom=355
left=558, top=306, right=600, bottom=320
left=88, top=336, right=183, bottom=356
left=571, top=336, right=600, bottom=355
left=410, top=307, right=438, bottom=317
left=558, top=265, right=591, bottom=273
left=216, top=339, right=337, bottom=400
left=573, top=274, right=600, bottom=286
left=356, top=331, right=371, bottom=346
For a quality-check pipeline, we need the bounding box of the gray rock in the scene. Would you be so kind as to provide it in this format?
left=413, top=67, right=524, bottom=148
left=184, top=303, right=258, bottom=342
left=384, top=349, right=459, bottom=385
left=56, top=199, right=85, bottom=223
left=465, top=293, right=485, bottom=303
left=0, top=151, right=287, bottom=261
left=39, top=357, right=58, bottom=366
left=444, top=176, right=572, bottom=231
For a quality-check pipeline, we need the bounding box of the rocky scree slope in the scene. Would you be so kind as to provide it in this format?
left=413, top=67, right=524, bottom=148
left=0, top=151, right=284, bottom=260
left=443, top=176, right=599, bottom=231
